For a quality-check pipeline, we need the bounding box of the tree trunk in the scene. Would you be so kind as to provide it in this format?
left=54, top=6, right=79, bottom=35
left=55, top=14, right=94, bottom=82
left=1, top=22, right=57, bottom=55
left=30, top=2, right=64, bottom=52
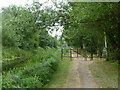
left=104, top=31, right=108, bottom=57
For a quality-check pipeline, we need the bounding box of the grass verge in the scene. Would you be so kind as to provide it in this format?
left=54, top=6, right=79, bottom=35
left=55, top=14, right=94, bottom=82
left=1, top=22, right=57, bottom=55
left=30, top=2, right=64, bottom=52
left=44, top=57, right=72, bottom=88
left=89, top=58, right=118, bottom=88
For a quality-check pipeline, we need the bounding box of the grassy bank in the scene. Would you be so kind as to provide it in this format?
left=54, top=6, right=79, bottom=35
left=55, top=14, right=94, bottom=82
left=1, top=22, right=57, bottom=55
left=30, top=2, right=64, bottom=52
left=44, top=57, right=72, bottom=88
left=89, top=58, right=118, bottom=88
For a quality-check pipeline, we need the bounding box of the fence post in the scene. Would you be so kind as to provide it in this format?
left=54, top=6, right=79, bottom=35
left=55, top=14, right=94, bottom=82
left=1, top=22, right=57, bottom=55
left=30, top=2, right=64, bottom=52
left=61, top=48, right=63, bottom=60
left=84, top=49, right=87, bottom=61
left=90, top=52, right=93, bottom=61
left=79, top=48, right=81, bottom=55
left=77, top=49, right=78, bottom=57
left=70, top=48, right=72, bottom=60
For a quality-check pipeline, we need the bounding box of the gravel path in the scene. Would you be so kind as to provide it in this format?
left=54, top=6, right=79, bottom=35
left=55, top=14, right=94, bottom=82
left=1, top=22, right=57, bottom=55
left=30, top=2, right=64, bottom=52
left=65, top=52, right=98, bottom=88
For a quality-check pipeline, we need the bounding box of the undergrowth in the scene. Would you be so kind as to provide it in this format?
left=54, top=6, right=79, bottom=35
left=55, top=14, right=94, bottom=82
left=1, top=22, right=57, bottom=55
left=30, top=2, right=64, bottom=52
left=2, top=47, right=61, bottom=88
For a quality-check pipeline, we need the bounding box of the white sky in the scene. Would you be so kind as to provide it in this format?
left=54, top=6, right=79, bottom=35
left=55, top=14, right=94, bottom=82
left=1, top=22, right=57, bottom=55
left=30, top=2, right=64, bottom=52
left=0, top=0, right=63, bottom=38
left=0, top=0, right=32, bottom=9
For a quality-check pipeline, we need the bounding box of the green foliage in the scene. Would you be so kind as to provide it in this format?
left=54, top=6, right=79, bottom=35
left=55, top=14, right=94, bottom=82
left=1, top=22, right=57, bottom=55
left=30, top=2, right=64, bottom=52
left=2, top=47, right=27, bottom=59
left=45, top=57, right=71, bottom=88
left=2, top=4, right=58, bottom=50
left=2, top=47, right=61, bottom=88
left=62, top=48, right=70, bottom=56
left=2, top=1, right=62, bottom=89
left=2, top=57, right=27, bottom=71
left=61, top=2, right=120, bottom=61
left=2, top=3, right=60, bottom=85
left=2, top=1, right=119, bottom=88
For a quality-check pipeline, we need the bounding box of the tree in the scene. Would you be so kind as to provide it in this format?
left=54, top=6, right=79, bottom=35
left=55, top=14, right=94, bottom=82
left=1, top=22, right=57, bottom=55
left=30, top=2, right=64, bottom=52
left=61, top=2, right=120, bottom=61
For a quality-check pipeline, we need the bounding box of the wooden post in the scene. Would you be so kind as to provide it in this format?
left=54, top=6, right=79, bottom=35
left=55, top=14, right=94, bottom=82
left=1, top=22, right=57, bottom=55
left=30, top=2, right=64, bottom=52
left=90, top=52, right=93, bottom=61
left=61, top=48, right=63, bottom=60
left=79, top=48, right=81, bottom=55
left=77, top=49, right=78, bottom=57
left=84, top=49, right=87, bottom=61
left=70, top=48, right=72, bottom=60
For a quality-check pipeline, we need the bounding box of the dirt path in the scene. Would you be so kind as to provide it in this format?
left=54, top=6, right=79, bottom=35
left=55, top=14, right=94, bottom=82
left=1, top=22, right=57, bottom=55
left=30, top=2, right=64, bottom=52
left=65, top=51, right=98, bottom=88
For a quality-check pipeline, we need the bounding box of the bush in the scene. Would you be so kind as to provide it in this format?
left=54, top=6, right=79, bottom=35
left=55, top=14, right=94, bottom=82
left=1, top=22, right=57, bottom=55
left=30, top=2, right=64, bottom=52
left=2, top=47, right=61, bottom=88
left=2, top=48, right=33, bottom=71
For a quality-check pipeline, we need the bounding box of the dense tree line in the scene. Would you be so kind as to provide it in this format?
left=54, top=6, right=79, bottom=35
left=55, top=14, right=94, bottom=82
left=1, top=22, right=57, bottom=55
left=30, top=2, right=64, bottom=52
left=2, top=2, right=58, bottom=50
left=2, top=2, right=120, bottom=62
left=61, top=2, right=120, bottom=62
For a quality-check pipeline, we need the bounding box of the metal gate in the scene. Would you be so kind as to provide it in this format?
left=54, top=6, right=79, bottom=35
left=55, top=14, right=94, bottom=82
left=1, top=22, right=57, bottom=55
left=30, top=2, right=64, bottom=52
left=61, top=48, right=81, bottom=60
